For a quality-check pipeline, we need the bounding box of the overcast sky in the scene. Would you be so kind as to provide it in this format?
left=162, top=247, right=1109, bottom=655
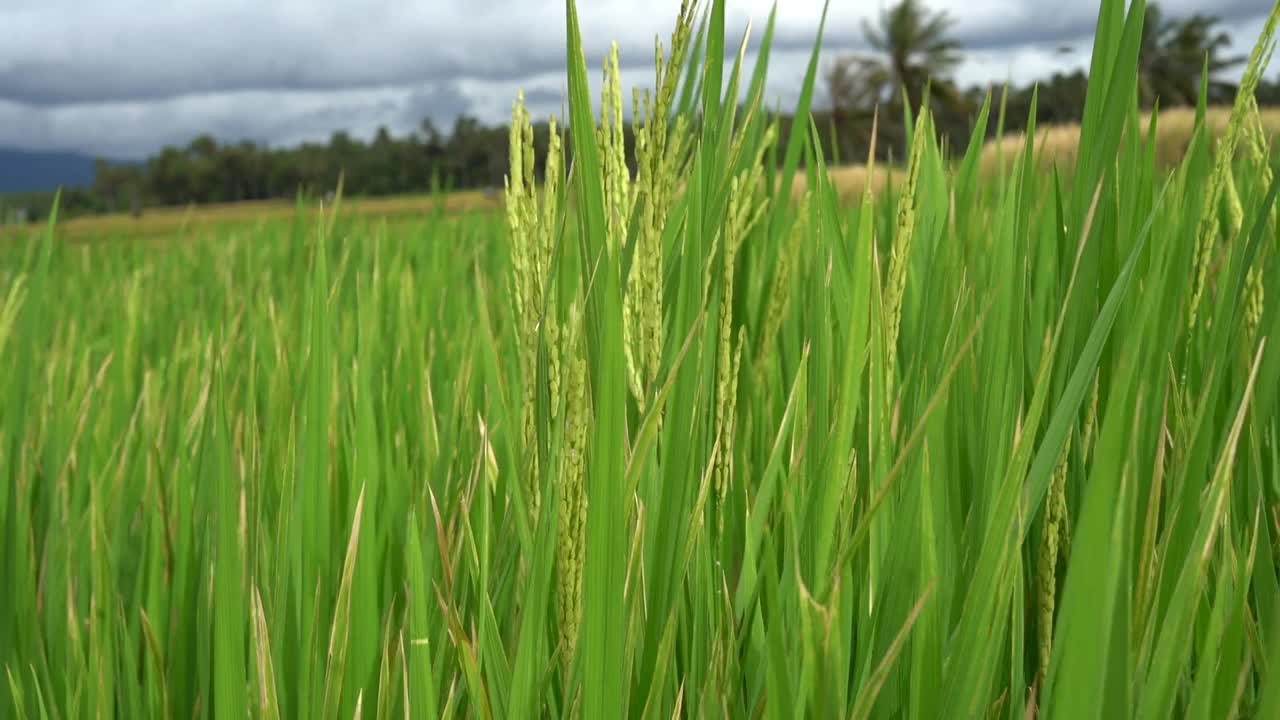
left=0, top=0, right=1273, bottom=158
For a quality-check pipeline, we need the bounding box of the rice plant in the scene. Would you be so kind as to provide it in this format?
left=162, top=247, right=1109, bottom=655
left=3, top=0, right=1280, bottom=717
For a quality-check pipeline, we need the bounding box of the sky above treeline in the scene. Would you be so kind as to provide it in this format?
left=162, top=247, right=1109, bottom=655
left=0, top=0, right=1274, bottom=159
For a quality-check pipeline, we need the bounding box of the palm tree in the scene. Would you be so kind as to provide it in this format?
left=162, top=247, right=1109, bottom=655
left=826, top=0, right=964, bottom=119
left=1138, top=2, right=1243, bottom=107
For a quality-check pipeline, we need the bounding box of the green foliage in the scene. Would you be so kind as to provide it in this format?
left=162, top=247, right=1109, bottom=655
left=3, top=1, right=1280, bottom=718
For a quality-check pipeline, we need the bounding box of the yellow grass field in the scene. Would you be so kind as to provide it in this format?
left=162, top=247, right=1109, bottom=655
left=977, top=105, right=1280, bottom=176
left=4, top=188, right=501, bottom=240
left=816, top=106, right=1280, bottom=198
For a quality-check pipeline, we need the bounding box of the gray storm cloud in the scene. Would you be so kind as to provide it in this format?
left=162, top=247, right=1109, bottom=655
left=0, top=0, right=1273, bottom=157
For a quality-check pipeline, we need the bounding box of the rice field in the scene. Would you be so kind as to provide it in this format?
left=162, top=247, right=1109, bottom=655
left=3, top=0, right=1280, bottom=718
left=0, top=189, right=501, bottom=242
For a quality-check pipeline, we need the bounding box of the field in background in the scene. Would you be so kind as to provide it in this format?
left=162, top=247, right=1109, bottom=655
left=4, top=1, right=1280, bottom=719
left=980, top=105, right=1280, bottom=175
left=1, top=188, right=500, bottom=240
left=15, top=107, right=1272, bottom=240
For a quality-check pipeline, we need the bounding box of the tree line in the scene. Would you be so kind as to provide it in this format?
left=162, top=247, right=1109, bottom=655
left=822, top=0, right=1252, bottom=163
left=4, top=1, right=1268, bottom=222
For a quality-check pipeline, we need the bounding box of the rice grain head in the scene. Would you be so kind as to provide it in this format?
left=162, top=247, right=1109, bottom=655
left=506, top=91, right=562, bottom=516
left=544, top=117, right=565, bottom=419
left=885, top=103, right=930, bottom=395
left=505, top=92, right=541, bottom=513
left=557, top=300, right=589, bottom=677
left=756, top=194, right=809, bottom=381
left=1243, top=97, right=1273, bottom=345
left=1036, top=438, right=1071, bottom=683
left=600, top=43, right=633, bottom=257
left=1188, top=7, right=1279, bottom=330
left=623, top=12, right=696, bottom=410
left=714, top=142, right=771, bottom=514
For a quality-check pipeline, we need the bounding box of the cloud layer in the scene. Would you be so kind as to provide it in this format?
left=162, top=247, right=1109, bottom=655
left=0, top=0, right=1272, bottom=157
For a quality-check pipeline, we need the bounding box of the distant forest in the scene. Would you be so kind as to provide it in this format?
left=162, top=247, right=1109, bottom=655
left=5, top=1, right=1276, bottom=222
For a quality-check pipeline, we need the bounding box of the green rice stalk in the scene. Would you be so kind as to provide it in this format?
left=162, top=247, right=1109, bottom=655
left=0, top=277, right=28, bottom=357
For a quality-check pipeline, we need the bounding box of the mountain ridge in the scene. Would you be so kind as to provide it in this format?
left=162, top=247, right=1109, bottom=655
left=0, top=146, right=100, bottom=194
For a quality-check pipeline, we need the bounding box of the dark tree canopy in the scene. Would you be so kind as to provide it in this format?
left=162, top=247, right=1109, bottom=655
left=1138, top=2, right=1244, bottom=107
left=826, top=0, right=964, bottom=119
